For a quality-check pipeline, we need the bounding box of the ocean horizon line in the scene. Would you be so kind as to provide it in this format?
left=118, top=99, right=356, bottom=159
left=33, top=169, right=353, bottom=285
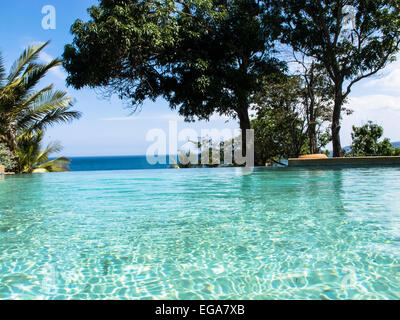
left=65, top=154, right=174, bottom=158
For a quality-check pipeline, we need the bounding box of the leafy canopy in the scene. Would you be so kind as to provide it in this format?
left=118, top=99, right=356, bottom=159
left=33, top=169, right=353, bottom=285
left=349, top=121, right=400, bottom=156
left=279, top=0, right=400, bottom=92
left=277, top=0, right=400, bottom=156
left=63, top=0, right=285, bottom=127
left=252, top=75, right=307, bottom=165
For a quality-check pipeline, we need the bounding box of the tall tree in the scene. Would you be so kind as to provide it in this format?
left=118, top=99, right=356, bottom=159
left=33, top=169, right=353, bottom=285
left=166, top=0, right=285, bottom=150
left=0, top=42, right=81, bottom=153
left=293, top=57, right=333, bottom=154
left=252, top=75, right=308, bottom=165
left=63, top=0, right=285, bottom=152
left=278, top=0, right=400, bottom=157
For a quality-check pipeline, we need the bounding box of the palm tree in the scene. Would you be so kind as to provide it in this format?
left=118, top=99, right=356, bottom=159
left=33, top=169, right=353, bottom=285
left=0, top=41, right=81, bottom=154
left=15, top=130, right=71, bottom=173
left=0, top=42, right=81, bottom=173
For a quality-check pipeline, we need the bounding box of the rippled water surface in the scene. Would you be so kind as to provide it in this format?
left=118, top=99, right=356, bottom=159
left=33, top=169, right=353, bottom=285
left=1, top=167, right=400, bottom=300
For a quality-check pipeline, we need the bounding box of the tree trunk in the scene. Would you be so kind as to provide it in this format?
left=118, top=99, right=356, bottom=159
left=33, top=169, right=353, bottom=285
left=308, top=100, right=318, bottom=154
left=238, top=108, right=251, bottom=158
left=332, top=87, right=343, bottom=157
left=309, top=124, right=318, bottom=154
left=307, top=63, right=317, bottom=154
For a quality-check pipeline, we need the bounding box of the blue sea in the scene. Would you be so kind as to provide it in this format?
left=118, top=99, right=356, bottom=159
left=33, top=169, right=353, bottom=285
left=68, top=155, right=171, bottom=172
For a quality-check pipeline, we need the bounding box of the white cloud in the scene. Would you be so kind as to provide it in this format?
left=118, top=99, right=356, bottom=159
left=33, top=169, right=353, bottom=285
left=341, top=93, right=400, bottom=146
left=341, top=54, right=400, bottom=144
left=363, top=57, right=400, bottom=90
left=348, top=94, right=400, bottom=112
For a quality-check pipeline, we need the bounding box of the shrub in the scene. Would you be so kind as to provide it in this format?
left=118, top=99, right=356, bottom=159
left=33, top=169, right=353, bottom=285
left=0, top=143, right=17, bottom=172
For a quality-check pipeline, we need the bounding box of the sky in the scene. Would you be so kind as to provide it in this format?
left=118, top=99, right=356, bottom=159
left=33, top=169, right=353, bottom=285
left=0, top=1, right=399, bottom=156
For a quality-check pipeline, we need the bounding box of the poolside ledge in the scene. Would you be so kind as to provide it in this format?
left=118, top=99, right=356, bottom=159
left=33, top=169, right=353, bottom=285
left=0, top=164, right=15, bottom=175
left=288, top=156, right=400, bottom=167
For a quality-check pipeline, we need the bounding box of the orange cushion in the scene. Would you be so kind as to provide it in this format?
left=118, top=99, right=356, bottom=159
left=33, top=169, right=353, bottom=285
left=299, top=154, right=329, bottom=159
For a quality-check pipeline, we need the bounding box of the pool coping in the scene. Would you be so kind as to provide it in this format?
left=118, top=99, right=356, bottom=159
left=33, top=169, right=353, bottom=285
left=288, top=156, right=400, bottom=167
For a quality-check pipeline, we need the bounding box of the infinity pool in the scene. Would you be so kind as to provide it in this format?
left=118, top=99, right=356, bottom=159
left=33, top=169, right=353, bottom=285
left=1, top=167, right=400, bottom=300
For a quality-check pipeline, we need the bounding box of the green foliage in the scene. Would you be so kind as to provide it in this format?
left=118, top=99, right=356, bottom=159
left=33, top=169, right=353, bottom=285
left=349, top=121, right=399, bottom=157
left=64, top=1, right=180, bottom=96
left=176, top=137, right=242, bottom=168
left=15, top=130, right=70, bottom=174
left=297, top=60, right=333, bottom=154
left=0, top=42, right=81, bottom=173
left=252, top=76, right=306, bottom=165
left=63, top=0, right=285, bottom=130
left=251, top=74, right=331, bottom=165
left=378, top=138, right=400, bottom=156
left=278, top=0, right=400, bottom=156
left=0, top=42, right=81, bottom=152
left=62, top=0, right=400, bottom=161
left=0, top=143, right=17, bottom=172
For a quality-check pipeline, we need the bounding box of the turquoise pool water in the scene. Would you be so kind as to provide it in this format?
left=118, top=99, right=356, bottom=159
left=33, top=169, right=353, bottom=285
left=1, top=167, right=400, bottom=300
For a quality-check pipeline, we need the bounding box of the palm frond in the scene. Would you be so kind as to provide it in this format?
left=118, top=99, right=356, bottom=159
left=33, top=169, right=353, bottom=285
left=45, top=140, right=63, bottom=155
left=29, top=108, right=82, bottom=132
left=14, top=130, right=70, bottom=173
left=16, top=90, right=81, bottom=131
left=0, top=51, right=6, bottom=86
left=35, top=140, right=63, bottom=164
left=20, top=58, right=62, bottom=94
left=16, top=129, right=43, bottom=153
left=14, top=87, right=64, bottom=126
left=37, top=157, right=71, bottom=172
left=16, top=84, right=54, bottom=111
left=7, top=41, right=50, bottom=83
